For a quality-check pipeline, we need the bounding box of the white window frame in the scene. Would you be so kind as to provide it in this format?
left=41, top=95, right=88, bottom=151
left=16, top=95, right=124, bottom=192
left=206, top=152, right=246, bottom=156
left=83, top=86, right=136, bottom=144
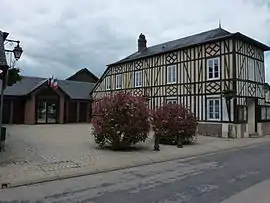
left=115, top=74, right=122, bottom=89
left=167, top=65, right=177, bottom=84
left=207, top=57, right=220, bottom=80
left=134, top=70, right=142, bottom=87
left=105, top=76, right=111, bottom=90
left=166, top=97, right=178, bottom=104
left=207, top=97, right=221, bottom=121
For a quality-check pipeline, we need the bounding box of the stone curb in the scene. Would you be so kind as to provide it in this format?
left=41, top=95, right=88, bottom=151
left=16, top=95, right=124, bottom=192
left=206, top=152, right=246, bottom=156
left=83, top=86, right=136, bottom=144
left=1, top=138, right=270, bottom=190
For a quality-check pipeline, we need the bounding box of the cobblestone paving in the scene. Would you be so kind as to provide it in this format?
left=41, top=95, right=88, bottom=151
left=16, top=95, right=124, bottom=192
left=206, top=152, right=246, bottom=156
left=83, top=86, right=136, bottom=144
left=0, top=125, right=98, bottom=184
left=0, top=124, right=236, bottom=187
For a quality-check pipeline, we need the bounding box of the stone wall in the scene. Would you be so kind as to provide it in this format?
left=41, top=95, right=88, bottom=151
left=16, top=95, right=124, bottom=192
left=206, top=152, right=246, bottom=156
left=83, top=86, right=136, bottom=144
left=260, top=122, right=270, bottom=136
left=240, top=123, right=246, bottom=138
left=197, top=123, right=222, bottom=137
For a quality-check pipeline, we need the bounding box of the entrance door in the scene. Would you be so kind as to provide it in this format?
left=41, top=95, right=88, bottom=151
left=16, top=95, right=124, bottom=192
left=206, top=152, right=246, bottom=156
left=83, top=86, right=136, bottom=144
left=36, top=100, right=58, bottom=124
left=47, top=101, right=58, bottom=123
left=247, top=98, right=257, bottom=135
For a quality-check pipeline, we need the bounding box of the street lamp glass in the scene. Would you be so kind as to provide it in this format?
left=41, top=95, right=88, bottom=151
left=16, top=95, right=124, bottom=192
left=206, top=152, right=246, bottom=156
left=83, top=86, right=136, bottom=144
left=13, top=44, right=23, bottom=60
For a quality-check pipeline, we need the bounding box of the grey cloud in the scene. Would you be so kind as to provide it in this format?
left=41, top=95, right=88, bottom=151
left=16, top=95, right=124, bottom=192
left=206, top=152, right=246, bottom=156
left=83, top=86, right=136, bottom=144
left=1, top=0, right=270, bottom=81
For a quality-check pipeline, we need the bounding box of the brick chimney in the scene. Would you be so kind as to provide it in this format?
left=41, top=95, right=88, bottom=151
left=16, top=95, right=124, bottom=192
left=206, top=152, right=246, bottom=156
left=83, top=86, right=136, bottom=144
left=138, top=33, right=147, bottom=52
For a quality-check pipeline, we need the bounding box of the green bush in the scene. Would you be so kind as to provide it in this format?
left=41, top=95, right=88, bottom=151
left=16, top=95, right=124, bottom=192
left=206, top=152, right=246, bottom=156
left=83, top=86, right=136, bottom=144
left=152, top=103, right=198, bottom=145
left=91, top=92, right=151, bottom=150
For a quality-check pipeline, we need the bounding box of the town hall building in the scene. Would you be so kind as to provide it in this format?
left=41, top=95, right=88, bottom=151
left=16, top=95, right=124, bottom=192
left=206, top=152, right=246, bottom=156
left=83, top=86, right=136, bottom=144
left=91, top=27, right=270, bottom=138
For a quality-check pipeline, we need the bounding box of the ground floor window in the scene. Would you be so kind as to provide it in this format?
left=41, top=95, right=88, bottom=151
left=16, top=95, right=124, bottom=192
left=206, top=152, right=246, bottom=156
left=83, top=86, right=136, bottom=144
left=207, top=97, right=220, bottom=120
left=260, top=106, right=270, bottom=121
left=238, top=105, right=247, bottom=122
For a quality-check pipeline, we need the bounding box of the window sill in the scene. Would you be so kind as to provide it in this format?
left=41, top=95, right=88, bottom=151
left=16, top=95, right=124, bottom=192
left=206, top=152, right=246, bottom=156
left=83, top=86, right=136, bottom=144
left=207, top=118, right=221, bottom=121
left=166, top=82, right=177, bottom=85
left=207, top=77, right=220, bottom=81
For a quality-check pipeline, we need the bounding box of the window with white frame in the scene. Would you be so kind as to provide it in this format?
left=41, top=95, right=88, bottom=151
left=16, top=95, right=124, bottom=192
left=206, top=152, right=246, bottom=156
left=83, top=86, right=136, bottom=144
left=207, top=98, right=220, bottom=120
left=105, top=76, right=111, bottom=90
left=207, top=58, right=220, bottom=80
left=167, top=65, right=176, bottom=84
left=134, top=70, right=142, bottom=87
left=115, top=74, right=122, bottom=89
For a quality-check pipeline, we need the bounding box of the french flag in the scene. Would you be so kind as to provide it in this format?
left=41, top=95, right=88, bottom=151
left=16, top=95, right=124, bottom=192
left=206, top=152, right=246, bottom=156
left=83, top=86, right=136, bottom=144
left=48, top=76, right=58, bottom=89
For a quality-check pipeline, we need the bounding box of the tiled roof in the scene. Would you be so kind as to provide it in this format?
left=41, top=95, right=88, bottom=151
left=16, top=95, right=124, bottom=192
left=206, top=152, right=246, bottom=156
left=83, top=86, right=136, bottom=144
left=1, top=76, right=95, bottom=100
left=109, top=28, right=270, bottom=65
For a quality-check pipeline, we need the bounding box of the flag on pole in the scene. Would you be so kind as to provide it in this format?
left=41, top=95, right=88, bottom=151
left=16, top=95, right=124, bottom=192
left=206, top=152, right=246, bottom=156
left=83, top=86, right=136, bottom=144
left=52, top=78, right=58, bottom=89
left=47, top=76, right=58, bottom=89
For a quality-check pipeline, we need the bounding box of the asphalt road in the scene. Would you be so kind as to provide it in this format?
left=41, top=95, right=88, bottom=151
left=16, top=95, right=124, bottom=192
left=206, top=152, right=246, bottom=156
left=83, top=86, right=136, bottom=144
left=0, top=142, right=270, bottom=203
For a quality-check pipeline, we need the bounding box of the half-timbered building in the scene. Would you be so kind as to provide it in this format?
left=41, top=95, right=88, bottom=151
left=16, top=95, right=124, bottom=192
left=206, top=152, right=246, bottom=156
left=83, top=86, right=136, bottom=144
left=91, top=27, right=270, bottom=138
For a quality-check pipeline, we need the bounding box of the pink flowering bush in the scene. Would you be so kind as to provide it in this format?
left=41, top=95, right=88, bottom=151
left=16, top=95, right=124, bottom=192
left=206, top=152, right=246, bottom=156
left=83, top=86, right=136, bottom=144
left=152, top=103, right=198, bottom=145
left=91, top=92, right=151, bottom=150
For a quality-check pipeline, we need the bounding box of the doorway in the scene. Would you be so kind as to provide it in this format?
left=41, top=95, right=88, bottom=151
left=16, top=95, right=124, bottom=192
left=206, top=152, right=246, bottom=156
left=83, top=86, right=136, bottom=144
left=36, top=99, right=59, bottom=124
left=247, top=98, right=258, bottom=135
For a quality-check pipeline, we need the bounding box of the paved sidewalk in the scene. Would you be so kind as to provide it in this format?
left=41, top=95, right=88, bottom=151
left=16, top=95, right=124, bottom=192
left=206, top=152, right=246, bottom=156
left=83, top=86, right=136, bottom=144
left=0, top=124, right=270, bottom=189
left=221, top=179, right=270, bottom=203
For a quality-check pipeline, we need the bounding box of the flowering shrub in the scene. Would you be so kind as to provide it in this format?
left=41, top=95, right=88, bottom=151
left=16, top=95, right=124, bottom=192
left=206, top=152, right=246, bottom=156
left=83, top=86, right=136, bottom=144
left=91, top=92, right=151, bottom=150
left=152, top=103, right=198, bottom=145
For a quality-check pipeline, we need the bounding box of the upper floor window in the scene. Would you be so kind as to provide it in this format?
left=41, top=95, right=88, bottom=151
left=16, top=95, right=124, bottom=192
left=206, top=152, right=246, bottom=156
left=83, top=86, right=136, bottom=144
left=105, top=76, right=111, bottom=90
left=207, top=97, right=220, bottom=120
left=167, top=65, right=176, bottom=84
left=115, top=74, right=122, bottom=89
left=134, top=70, right=142, bottom=87
left=207, top=58, right=220, bottom=80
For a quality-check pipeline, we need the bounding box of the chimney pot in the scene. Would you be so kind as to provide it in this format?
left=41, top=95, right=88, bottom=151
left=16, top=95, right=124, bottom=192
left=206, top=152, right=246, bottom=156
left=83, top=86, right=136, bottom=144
left=138, top=33, right=147, bottom=52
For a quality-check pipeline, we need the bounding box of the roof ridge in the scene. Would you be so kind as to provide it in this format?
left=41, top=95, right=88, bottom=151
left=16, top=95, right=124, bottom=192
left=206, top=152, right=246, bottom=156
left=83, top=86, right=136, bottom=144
left=21, top=75, right=47, bottom=79
left=146, top=27, right=231, bottom=50
left=60, top=79, right=95, bottom=84
left=111, top=27, right=232, bottom=65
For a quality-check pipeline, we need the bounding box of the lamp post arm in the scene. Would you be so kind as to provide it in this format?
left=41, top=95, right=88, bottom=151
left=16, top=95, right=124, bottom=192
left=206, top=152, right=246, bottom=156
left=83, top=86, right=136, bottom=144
left=5, top=39, right=20, bottom=44
left=4, top=49, right=13, bottom=53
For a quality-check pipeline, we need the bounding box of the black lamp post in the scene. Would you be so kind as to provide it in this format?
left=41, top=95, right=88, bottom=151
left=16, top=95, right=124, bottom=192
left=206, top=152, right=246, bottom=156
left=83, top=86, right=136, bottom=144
left=0, top=31, right=23, bottom=151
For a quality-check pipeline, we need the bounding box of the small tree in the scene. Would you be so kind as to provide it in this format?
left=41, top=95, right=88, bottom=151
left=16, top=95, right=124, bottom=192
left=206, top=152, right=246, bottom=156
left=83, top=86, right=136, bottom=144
left=222, top=89, right=235, bottom=138
left=222, top=89, right=234, bottom=122
left=0, top=68, right=21, bottom=88
left=152, top=103, right=198, bottom=145
left=91, top=92, right=151, bottom=150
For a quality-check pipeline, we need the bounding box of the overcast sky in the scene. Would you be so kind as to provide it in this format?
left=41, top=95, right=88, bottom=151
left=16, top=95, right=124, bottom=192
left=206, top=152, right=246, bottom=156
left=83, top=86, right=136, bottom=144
left=1, top=0, right=270, bottom=81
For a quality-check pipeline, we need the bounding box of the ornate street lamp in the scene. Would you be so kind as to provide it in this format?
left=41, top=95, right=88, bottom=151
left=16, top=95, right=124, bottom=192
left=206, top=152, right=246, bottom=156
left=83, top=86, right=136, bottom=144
left=0, top=31, right=23, bottom=151
left=5, top=39, right=23, bottom=61
left=12, top=43, right=23, bottom=60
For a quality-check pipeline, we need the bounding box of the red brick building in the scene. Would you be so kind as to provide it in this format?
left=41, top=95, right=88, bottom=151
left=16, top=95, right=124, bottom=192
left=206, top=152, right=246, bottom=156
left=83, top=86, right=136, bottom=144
left=2, top=68, right=98, bottom=124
